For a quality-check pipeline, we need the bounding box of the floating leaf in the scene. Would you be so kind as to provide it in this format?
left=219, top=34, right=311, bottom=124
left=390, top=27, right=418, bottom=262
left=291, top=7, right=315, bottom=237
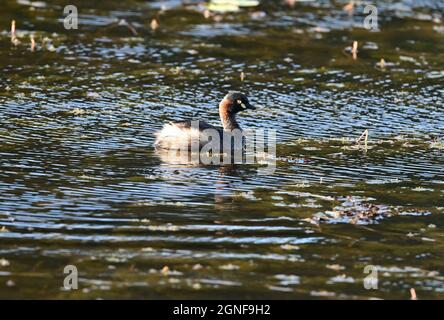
left=207, top=2, right=240, bottom=13
left=207, top=0, right=259, bottom=13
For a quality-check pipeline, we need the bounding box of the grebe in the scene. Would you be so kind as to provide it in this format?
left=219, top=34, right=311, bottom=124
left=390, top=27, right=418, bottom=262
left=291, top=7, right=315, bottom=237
left=154, top=92, right=255, bottom=152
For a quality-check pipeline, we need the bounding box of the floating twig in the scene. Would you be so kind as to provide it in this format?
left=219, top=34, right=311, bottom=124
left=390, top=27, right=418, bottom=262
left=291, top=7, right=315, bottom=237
left=92, top=19, right=138, bottom=37
left=117, top=19, right=138, bottom=36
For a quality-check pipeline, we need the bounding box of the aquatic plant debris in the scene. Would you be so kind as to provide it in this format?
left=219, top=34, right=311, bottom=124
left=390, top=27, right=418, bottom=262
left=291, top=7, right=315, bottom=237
left=352, top=41, right=358, bottom=60
left=150, top=18, right=159, bottom=31
left=410, top=288, right=417, bottom=300
left=10, top=20, right=19, bottom=45
left=307, top=197, right=429, bottom=225
left=343, top=1, right=355, bottom=16
left=207, top=0, right=259, bottom=13
left=376, top=58, right=386, bottom=69
left=0, top=258, right=10, bottom=267
left=29, top=34, right=35, bottom=51
left=161, top=265, right=170, bottom=275
left=430, top=139, right=443, bottom=150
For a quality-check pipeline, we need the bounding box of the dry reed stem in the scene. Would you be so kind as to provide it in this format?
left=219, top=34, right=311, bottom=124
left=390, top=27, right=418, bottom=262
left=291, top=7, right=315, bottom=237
left=30, top=34, right=36, bottom=51
left=410, top=288, right=417, bottom=300
left=352, top=41, right=358, bottom=60
left=11, top=20, right=19, bottom=45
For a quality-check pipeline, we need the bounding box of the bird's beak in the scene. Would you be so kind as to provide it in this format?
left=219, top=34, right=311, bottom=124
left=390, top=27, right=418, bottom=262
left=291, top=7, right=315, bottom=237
left=245, top=101, right=256, bottom=110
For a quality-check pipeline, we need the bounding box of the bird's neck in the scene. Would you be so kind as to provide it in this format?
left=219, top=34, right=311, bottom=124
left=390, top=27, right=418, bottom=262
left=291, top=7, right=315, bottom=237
left=219, top=109, right=241, bottom=131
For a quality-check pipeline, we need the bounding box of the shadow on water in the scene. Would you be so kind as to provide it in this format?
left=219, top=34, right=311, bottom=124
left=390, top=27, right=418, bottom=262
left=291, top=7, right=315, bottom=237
left=0, top=0, right=443, bottom=299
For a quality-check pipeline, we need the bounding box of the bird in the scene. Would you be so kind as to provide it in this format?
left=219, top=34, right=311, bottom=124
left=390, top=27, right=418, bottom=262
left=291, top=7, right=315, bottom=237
left=154, top=92, right=255, bottom=153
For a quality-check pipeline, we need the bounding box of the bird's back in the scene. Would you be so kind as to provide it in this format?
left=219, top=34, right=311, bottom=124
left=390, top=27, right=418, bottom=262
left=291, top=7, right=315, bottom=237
left=154, top=120, right=223, bottom=151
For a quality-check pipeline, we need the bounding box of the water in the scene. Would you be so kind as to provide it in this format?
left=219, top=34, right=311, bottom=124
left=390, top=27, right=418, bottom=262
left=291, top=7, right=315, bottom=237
left=0, top=0, right=443, bottom=299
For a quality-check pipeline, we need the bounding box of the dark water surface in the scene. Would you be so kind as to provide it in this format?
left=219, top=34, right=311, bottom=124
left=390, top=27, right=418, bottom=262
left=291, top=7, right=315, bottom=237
left=0, top=0, right=443, bottom=299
